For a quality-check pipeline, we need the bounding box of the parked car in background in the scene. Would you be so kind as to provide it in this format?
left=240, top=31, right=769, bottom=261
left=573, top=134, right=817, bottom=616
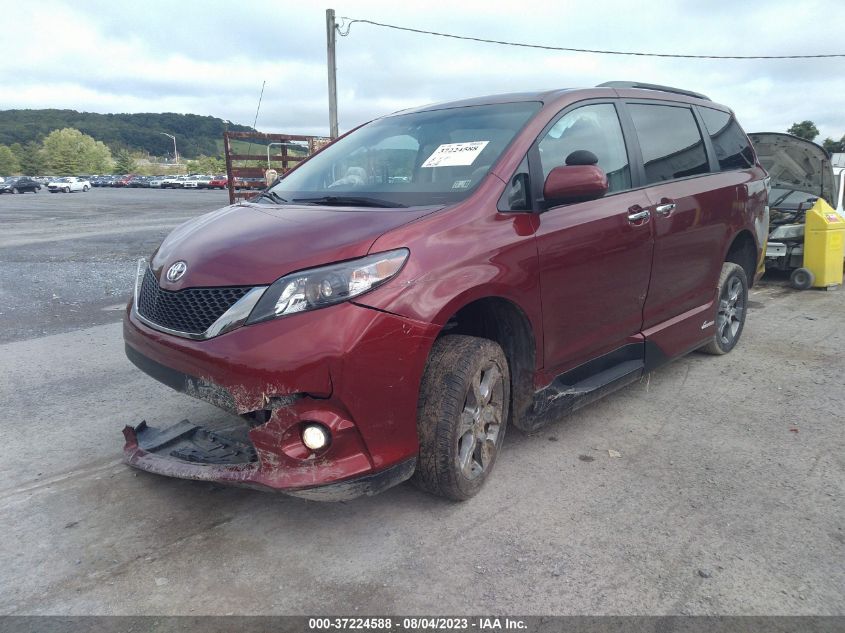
left=0, top=176, right=42, bottom=194
left=91, top=176, right=112, bottom=187
left=128, top=176, right=151, bottom=188
left=161, top=176, right=185, bottom=189
left=194, top=175, right=214, bottom=188
left=47, top=177, right=91, bottom=193
left=113, top=175, right=134, bottom=187
left=148, top=176, right=168, bottom=188
left=181, top=175, right=206, bottom=189
left=207, top=175, right=228, bottom=189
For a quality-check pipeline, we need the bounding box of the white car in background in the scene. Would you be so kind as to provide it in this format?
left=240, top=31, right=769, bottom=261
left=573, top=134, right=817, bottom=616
left=181, top=175, right=207, bottom=189
left=195, top=175, right=214, bottom=188
left=47, top=177, right=91, bottom=193
left=148, top=176, right=168, bottom=188
left=160, top=176, right=185, bottom=189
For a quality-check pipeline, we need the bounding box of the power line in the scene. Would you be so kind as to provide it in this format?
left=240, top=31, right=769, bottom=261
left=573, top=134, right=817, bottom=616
left=337, top=17, right=845, bottom=60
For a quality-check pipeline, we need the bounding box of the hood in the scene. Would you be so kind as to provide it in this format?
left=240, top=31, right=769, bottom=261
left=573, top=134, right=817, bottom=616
left=749, top=133, right=835, bottom=207
left=151, top=202, right=438, bottom=289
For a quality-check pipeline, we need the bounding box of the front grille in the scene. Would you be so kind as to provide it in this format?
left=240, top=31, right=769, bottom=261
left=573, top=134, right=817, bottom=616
left=137, top=268, right=252, bottom=334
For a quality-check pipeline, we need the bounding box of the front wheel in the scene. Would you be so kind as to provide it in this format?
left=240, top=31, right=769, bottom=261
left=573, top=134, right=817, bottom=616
left=82, top=185, right=89, bottom=192
left=63, top=187, right=70, bottom=193
left=413, top=335, right=510, bottom=501
left=699, top=262, right=748, bottom=355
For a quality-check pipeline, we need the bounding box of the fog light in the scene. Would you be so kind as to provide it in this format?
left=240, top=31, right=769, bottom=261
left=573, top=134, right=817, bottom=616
left=302, top=424, right=329, bottom=450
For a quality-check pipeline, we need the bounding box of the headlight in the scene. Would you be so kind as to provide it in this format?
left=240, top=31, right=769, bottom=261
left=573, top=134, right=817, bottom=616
left=769, top=224, right=804, bottom=240
left=246, top=249, right=409, bottom=324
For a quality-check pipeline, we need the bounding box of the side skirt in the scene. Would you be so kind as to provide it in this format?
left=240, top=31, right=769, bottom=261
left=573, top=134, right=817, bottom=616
left=520, top=342, right=658, bottom=433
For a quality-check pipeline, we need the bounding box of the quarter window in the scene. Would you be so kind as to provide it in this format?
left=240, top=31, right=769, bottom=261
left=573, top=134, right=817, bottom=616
left=699, top=107, right=755, bottom=171
left=499, top=157, right=530, bottom=211
left=538, top=104, right=632, bottom=193
left=628, top=104, right=709, bottom=184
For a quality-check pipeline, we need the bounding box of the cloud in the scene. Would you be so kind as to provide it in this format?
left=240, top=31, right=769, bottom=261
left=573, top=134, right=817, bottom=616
left=1, top=0, right=843, bottom=140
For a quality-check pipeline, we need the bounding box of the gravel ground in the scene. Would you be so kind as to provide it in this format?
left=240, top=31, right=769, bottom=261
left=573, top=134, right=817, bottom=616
left=0, top=188, right=842, bottom=615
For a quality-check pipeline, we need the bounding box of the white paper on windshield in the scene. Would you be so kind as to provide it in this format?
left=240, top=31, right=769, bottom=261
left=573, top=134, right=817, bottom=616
left=421, top=141, right=489, bottom=168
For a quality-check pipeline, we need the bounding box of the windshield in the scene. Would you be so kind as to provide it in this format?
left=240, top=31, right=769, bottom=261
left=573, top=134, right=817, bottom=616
left=269, top=101, right=541, bottom=207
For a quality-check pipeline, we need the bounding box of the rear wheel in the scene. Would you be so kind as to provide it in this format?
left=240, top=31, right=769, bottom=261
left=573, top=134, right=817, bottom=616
left=63, top=187, right=70, bottom=193
left=413, top=335, right=510, bottom=501
left=83, top=185, right=89, bottom=192
left=700, top=262, right=748, bottom=355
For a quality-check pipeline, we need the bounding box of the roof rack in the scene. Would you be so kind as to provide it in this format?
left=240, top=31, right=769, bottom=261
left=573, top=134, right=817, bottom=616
left=597, top=81, right=711, bottom=101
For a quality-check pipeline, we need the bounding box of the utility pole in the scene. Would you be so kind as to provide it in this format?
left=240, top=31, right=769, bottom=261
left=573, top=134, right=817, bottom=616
left=326, top=8, right=339, bottom=139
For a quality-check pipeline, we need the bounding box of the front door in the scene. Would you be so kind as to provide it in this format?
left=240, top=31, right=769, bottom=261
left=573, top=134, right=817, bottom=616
left=533, top=102, right=654, bottom=375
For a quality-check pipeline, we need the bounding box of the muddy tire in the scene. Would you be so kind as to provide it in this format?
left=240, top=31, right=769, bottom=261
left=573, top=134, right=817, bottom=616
left=699, top=262, right=748, bottom=355
left=413, top=335, right=510, bottom=501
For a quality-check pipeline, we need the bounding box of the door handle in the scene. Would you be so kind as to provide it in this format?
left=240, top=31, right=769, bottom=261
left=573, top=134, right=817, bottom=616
left=655, top=202, right=676, bottom=216
left=627, top=209, right=650, bottom=223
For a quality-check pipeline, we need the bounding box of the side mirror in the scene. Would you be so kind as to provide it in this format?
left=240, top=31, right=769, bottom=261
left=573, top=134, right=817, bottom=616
left=543, top=165, right=609, bottom=205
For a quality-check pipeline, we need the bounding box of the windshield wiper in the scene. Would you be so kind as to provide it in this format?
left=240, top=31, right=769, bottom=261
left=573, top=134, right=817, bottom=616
left=292, top=195, right=405, bottom=208
left=253, top=190, right=288, bottom=204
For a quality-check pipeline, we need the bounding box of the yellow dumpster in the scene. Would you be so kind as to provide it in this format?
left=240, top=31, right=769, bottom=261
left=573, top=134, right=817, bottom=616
left=804, top=199, right=845, bottom=288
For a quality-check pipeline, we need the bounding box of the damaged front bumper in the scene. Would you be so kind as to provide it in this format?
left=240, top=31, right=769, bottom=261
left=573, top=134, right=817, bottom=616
left=123, top=420, right=416, bottom=501
left=122, top=299, right=438, bottom=500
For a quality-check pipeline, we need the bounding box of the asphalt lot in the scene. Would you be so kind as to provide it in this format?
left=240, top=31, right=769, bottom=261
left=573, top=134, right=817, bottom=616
left=0, top=188, right=843, bottom=615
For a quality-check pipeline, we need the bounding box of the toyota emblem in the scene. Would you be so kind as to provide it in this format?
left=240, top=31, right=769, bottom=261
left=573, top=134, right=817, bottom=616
left=166, top=261, right=187, bottom=282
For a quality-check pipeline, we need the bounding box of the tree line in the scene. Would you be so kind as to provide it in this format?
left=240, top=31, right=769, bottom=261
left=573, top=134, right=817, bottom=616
left=786, top=121, right=844, bottom=154
left=0, top=128, right=232, bottom=176
left=0, top=109, right=253, bottom=159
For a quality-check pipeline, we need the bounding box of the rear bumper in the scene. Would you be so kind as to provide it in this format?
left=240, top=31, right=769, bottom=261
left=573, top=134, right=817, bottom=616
left=123, top=300, right=438, bottom=497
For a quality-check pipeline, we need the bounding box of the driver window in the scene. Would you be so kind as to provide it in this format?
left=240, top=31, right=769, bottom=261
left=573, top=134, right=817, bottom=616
left=538, top=104, right=631, bottom=193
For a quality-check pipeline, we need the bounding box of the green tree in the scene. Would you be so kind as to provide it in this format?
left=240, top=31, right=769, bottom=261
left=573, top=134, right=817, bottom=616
left=42, top=128, right=113, bottom=174
left=186, top=155, right=225, bottom=174
left=821, top=135, right=844, bottom=154
left=0, top=144, right=21, bottom=174
left=787, top=121, right=819, bottom=142
left=114, top=149, right=136, bottom=174
left=10, top=141, right=44, bottom=174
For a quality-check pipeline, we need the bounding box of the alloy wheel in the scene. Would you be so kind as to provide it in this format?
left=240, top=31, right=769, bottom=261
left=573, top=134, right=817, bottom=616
left=717, top=276, right=744, bottom=347
left=456, top=362, right=505, bottom=480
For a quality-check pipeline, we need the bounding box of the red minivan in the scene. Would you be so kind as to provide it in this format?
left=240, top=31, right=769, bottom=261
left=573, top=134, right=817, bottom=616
left=122, top=82, right=768, bottom=501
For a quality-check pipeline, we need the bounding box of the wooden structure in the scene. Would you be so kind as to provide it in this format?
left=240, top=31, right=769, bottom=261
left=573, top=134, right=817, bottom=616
left=223, top=131, right=331, bottom=204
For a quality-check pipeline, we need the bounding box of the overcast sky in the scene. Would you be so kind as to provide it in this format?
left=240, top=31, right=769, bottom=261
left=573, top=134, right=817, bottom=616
left=1, top=0, right=843, bottom=141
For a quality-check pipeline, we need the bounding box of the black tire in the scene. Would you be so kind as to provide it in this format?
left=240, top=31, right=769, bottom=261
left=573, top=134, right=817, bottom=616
left=790, top=267, right=814, bottom=290
left=83, top=185, right=89, bottom=192
left=700, top=262, right=748, bottom=355
left=12, top=188, right=19, bottom=194
left=413, top=335, right=510, bottom=501
left=63, top=187, right=70, bottom=193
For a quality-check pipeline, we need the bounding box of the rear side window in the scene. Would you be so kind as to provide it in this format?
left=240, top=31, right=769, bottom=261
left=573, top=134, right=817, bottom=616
left=699, top=107, right=755, bottom=171
left=628, top=104, right=709, bottom=184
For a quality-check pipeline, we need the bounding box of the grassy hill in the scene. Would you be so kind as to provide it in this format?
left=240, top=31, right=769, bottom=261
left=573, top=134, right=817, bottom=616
left=0, top=109, right=254, bottom=159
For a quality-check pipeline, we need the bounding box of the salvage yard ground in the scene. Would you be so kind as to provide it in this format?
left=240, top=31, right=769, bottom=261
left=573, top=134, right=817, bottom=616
left=0, top=189, right=843, bottom=614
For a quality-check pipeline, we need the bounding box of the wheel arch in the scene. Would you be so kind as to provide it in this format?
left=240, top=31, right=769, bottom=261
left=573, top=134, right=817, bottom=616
left=723, top=229, right=759, bottom=287
left=435, top=295, right=538, bottom=428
